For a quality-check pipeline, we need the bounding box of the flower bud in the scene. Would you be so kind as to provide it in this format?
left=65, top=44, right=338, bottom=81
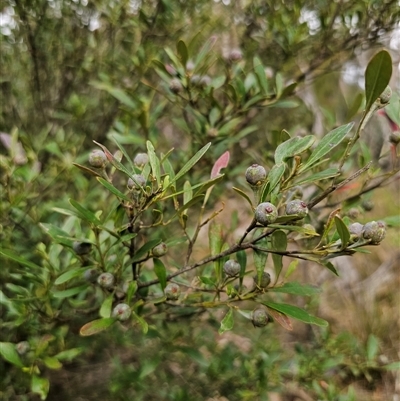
left=127, top=174, right=146, bottom=190
left=133, top=153, right=149, bottom=167
left=73, top=241, right=92, bottom=256
left=255, top=202, right=278, bottom=225
left=253, top=271, right=271, bottom=289
left=252, top=308, right=269, bottom=327
left=164, top=283, right=180, bottom=300
left=348, top=222, right=364, bottom=241
left=88, top=150, right=107, bottom=168
left=16, top=341, right=30, bottom=355
left=228, top=49, right=242, bottom=62
left=112, top=303, right=131, bottom=321
left=97, top=272, right=115, bottom=289
left=285, top=199, right=308, bottom=218
left=223, top=260, right=241, bottom=277
left=362, top=221, right=386, bottom=244
left=245, top=164, right=267, bottom=186
left=169, top=78, right=183, bottom=94
left=152, top=242, right=167, bottom=257
left=379, top=86, right=392, bottom=104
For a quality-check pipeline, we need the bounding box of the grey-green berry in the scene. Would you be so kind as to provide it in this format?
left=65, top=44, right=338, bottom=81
left=127, top=174, right=146, bottom=190
left=169, top=78, right=183, bottom=94
left=361, top=199, right=374, bottom=212
left=245, top=164, right=267, bottom=186
left=285, top=199, right=308, bottom=217
left=379, top=86, right=392, bottom=104
left=255, top=202, right=278, bottom=226
left=73, top=241, right=92, bottom=256
left=152, top=242, right=167, bottom=257
left=252, top=308, right=269, bottom=327
left=164, top=283, right=180, bottom=300
left=112, top=303, right=131, bottom=321
left=348, top=222, right=364, bottom=241
left=89, top=149, right=107, bottom=168
left=228, top=49, right=242, bottom=62
left=133, top=153, right=149, bottom=167
left=97, top=272, right=115, bottom=289
left=253, top=271, right=271, bottom=289
left=223, top=260, right=241, bottom=277
left=362, top=221, right=386, bottom=244
left=347, top=208, right=360, bottom=220
left=83, top=268, right=99, bottom=283
left=16, top=341, right=30, bottom=355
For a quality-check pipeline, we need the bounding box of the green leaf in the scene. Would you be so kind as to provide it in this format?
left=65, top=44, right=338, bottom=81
left=97, top=177, right=131, bottom=202
left=171, top=143, right=211, bottom=185
left=52, top=285, right=89, bottom=299
left=31, top=375, right=50, bottom=400
left=126, top=281, right=138, bottom=304
left=40, top=223, right=74, bottom=247
left=269, top=282, right=321, bottom=296
left=253, top=57, right=269, bottom=95
left=284, top=260, right=298, bottom=279
left=300, top=123, right=354, bottom=172
left=183, top=180, right=193, bottom=206
left=99, top=295, right=113, bottom=318
left=365, top=50, right=392, bottom=112
left=218, top=308, right=234, bottom=334
left=0, top=342, right=24, bottom=367
left=236, top=250, right=247, bottom=279
left=54, top=348, right=84, bottom=361
left=383, top=215, right=400, bottom=227
left=132, top=311, right=148, bottom=334
left=146, top=140, right=161, bottom=186
left=91, top=81, right=136, bottom=108
left=367, top=334, right=380, bottom=362
left=54, top=267, right=88, bottom=285
left=69, top=199, right=101, bottom=225
left=43, top=356, right=62, bottom=370
left=267, top=163, right=285, bottom=194
left=80, top=317, right=116, bottom=336
left=384, top=361, right=400, bottom=371
left=275, top=135, right=315, bottom=164
left=130, top=239, right=161, bottom=263
left=322, top=261, right=339, bottom=276
left=209, top=222, right=224, bottom=281
left=263, top=302, right=328, bottom=327
left=178, top=195, right=204, bottom=214
left=253, top=236, right=268, bottom=275
left=232, top=187, right=253, bottom=209
left=294, top=168, right=339, bottom=186
left=271, top=230, right=287, bottom=280
left=0, top=249, right=42, bottom=270
left=268, top=224, right=319, bottom=236
left=334, top=216, right=350, bottom=249
left=177, top=40, right=188, bottom=67
left=154, top=259, right=167, bottom=290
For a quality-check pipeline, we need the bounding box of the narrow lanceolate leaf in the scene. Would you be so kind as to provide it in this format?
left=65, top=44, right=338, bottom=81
left=267, top=163, right=285, bottom=194
left=146, top=140, right=161, bottom=186
left=299, top=123, right=354, bottom=172
left=54, top=267, right=88, bottom=285
left=177, top=39, right=188, bottom=67
left=69, top=199, right=101, bottom=225
left=172, top=142, right=211, bottom=184
left=365, top=50, right=392, bottom=112
left=52, top=285, right=89, bottom=299
left=132, top=311, right=148, bottom=334
left=263, top=302, right=328, bottom=327
left=183, top=180, right=193, bottom=206
left=269, top=282, right=321, bottom=296
left=271, top=230, right=287, bottom=280
left=209, top=222, right=224, bottom=281
left=99, top=295, right=113, bottom=318
left=97, top=177, right=131, bottom=202
left=294, top=168, right=339, bottom=185
left=275, top=135, right=315, bottom=164
left=232, top=187, right=254, bottom=209
left=334, top=216, right=350, bottom=249
left=253, top=57, right=269, bottom=95
left=253, top=237, right=268, bottom=275
left=0, top=249, right=42, bottom=270
left=218, top=308, right=234, bottom=334
left=0, top=342, right=24, bottom=367
left=80, top=318, right=116, bottom=336
left=153, top=259, right=167, bottom=290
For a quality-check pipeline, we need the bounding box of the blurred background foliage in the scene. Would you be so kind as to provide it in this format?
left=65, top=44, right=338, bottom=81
left=1, top=0, right=399, bottom=400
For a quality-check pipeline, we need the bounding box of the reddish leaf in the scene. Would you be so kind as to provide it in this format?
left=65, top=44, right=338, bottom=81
left=211, top=151, right=230, bottom=179
left=267, top=308, right=293, bottom=331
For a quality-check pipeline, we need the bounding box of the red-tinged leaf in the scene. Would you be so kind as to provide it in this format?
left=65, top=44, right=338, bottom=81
left=80, top=318, right=116, bottom=336
left=211, top=151, right=230, bottom=179
left=267, top=308, right=293, bottom=331
left=93, top=140, right=115, bottom=162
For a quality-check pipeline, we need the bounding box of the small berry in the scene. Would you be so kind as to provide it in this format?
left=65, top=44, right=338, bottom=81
left=362, top=221, right=386, bottom=244
left=285, top=199, right=308, bottom=217
left=252, top=308, right=269, bottom=327
left=199, top=75, right=211, bottom=87
left=164, top=283, right=180, bottom=300
left=245, top=164, right=267, bottom=186
left=88, top=150, right=107, bottom=168
left=73, top=241, right=92, bottom=256
left=347, top=208, right=360, bottom=219
left=389, top=132, right=400, bottom=145
left=253, top=271, right=271, bottom=289
left=112, top=303, right=131, bottom=321
left=97, top=272, right=115, bottom=289
left=152, top=242, right=167, bottom=257
left=169, top=78, right=183, bottom=94
left=83, top=268, right=99, bottom=283
left=186, top=60, right=195, bottom=72
left=133, top=153, right=149, bottom=167
left=228, top=49, right=242, bottom=62
left=379, top=86, right=392, bottom=104
left=361, top=199, right=374, bottom=212
left=127, top=174, right=146, bottom=190
left=348, top=222, right=364, bottom=241
left=223, top=260, right=241, bottom=277
left=255, top=202, right=278, bottom=226
left=16, top=341, right=30, bottom=355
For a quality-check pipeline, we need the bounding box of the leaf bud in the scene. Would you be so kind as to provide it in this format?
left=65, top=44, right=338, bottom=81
left=88, top=149, right=107, bottom=168
left=223, top=260, right=241, bottom=277
left=97, top=272, right=115, bottom=289
left=285, top=199, right=308, bottom=218
left=152, top=242, right=167, bottom=257
left=245, top=164, right=267, bottom=186
left=164, top=283, right=181, bottom=300
left=112, top=303, right=131, bottom=321
left=252, top=308, right=269, bottom=327
left=379, top=86, right=392, bottom=104
left=255, top=202, right=278, bottom=225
